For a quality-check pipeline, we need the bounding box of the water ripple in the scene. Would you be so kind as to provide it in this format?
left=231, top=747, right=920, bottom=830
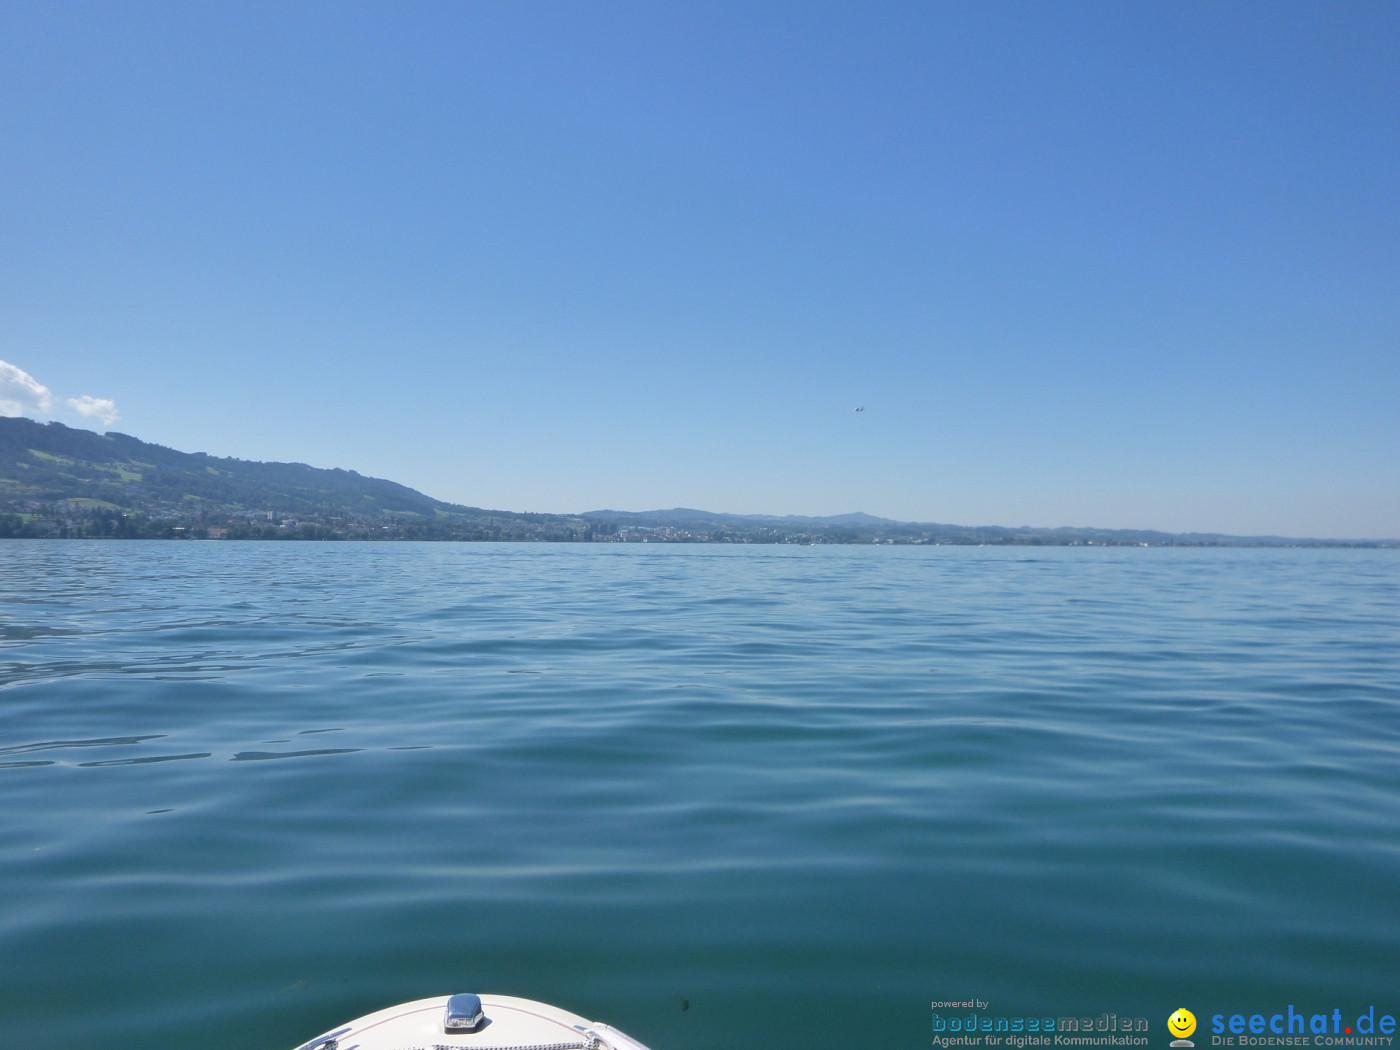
left=0, top=543, right=1396, bottom=1050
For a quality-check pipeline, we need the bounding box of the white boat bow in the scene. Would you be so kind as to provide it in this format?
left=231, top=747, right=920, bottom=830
left=291, top=993, right=656, bottom=1050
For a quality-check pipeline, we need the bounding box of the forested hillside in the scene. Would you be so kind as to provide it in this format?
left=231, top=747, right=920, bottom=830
left=0, top=418, right=590, bottom=540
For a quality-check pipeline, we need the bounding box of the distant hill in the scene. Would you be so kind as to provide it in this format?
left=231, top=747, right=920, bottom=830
left=0, top=417, right=590, bottom=540
left=583, top=508, right=900, bottom=527
left=1, top=417, right=1390, bottom=545
left=577, top=508, right=1393, bottom=547
left=0, top=416, right=448, bottom=517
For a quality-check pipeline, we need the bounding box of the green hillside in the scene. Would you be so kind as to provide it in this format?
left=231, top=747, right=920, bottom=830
left=0, top=417, right=591, bottom=540
left=2, top=418, right=1387, bottom=545
left=1, top=417, right=445, bottom=515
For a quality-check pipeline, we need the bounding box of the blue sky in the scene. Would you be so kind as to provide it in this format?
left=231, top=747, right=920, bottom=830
left=1, top=1, right=1396, bottom=537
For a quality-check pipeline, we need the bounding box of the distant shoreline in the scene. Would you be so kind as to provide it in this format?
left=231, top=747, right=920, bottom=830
left=1, top=530, right=1394, bottom=549
left=3, top=418, right=1395, bottom=547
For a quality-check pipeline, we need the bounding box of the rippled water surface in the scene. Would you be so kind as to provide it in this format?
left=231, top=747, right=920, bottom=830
left=1, top=542, right=1398, bottom=1049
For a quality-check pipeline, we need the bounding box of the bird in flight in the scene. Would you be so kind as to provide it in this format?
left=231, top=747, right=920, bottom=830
left=854, top=405, right=865, bottom=413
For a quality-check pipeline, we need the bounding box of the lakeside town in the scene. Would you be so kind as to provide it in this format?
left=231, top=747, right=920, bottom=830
left=5, top=500, right=1391, bottom=548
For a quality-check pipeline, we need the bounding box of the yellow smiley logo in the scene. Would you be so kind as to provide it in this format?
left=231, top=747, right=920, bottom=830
left=1169, top=1010, right=1197, bottom=1039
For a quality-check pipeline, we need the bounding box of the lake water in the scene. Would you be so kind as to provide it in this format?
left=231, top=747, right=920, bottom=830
left=1, top=542, right=1398, bottom=1050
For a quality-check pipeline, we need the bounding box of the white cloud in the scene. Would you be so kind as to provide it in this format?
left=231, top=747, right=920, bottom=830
left=0, top=359, right=54, bottom=417
left=0, top=359, right=120, bottom=428
left=67, top=395, right=120, bottom=426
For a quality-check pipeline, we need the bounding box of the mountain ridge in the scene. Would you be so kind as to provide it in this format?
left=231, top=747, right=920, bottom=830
left=1, top=417, right=1391, bottom=546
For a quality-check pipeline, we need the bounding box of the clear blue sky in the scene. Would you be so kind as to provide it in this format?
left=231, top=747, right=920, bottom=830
left=2, top=1, right=1396, bottom=537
